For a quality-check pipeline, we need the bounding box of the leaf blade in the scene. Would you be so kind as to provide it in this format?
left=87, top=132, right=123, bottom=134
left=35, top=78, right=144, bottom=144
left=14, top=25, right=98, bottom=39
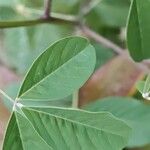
left=85, top=97, right=150, bottom=147
left=18, top=37, right=96, bottom=101
left=3, top=112, right=52, bottom=150
left=3, top=113, right=24, bottom=150
left=127, top=0, right=150, bottom=61
left=22, top=107, right=131, bottom=150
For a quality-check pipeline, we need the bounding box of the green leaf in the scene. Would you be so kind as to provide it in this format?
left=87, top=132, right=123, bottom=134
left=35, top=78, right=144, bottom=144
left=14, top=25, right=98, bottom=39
left=85, top=97, right=150, bottom=147
left=3, top=112, right=51, bottom=150
left=18, top=37, right=96, bottom=101
left=127, top=0, right=150, bottom=61
left=86, top=0, right=130, bottom=28
left=21, top=107, right=131, bottom=150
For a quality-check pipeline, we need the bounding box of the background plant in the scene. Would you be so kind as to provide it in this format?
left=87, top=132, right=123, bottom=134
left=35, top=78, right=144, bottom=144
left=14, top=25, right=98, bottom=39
left=0, top=0, right=150, bottom=150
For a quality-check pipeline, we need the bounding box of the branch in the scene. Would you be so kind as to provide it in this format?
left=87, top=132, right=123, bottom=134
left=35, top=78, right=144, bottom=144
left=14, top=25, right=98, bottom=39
left=43, top=0, right=52, bottom=19
left=80, top=25, right=124, bottom=55
left=0, top=14, right=78, bottom=29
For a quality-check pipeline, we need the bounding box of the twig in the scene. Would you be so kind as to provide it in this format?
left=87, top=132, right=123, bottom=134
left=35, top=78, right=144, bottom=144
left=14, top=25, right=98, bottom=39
left=80, top=25, right=124, bottom=55
left=0, top=14, right=78, bottom=28
left=43, top=0, right=52, bottom=19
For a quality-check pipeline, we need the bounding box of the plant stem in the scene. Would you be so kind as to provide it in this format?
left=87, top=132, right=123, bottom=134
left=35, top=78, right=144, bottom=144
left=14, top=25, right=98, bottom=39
left=72, top=90, right=79, bottom=108
left=0, top=15, right=78, bottom=28
left=0, top=89, right=14, bottom=105
left=80, top=25, right=124, bottom=55
left=43, top=0, right=52, bottom=18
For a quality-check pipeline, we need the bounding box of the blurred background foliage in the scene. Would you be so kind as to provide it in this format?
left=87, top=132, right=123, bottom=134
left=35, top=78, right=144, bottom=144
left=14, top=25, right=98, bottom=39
left=0, top=0, right=150, bottom=150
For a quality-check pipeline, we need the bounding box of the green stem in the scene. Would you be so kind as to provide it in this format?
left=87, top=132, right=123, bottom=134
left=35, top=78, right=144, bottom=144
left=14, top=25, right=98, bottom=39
left=72, top=90, right=79, bottom=108
left=0, top=14, right=78, bottom=29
